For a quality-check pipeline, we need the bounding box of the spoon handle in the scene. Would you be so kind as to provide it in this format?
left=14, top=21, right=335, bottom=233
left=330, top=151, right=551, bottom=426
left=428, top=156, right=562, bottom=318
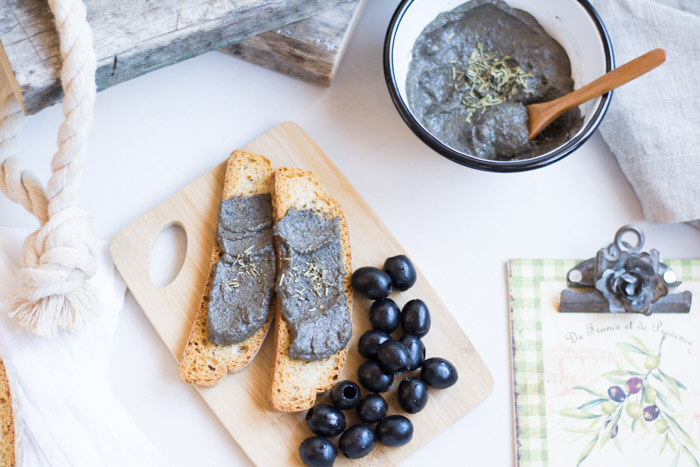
left=556, top=48, right=666, bottom=109
left=527, top=49, right=666, bottom=140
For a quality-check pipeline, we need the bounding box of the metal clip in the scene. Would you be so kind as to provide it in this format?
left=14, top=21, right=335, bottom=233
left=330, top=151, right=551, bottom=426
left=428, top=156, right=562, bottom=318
left=560, top=225, right=691, bottom=315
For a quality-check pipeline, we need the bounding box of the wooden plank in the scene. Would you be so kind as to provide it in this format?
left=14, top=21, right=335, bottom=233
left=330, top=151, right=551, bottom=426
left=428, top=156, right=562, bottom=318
left=223, top=0, right=367, bottom=86
left=0, top=0, right=341, bottom=114
left=110, top=122, right=494, bottom=466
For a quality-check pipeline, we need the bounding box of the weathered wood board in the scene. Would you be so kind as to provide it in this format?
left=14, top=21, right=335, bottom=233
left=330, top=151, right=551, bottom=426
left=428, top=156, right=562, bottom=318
left=224, top=0, right=366, bottom=86
left=110, top=122, right=493, bottom=466
left=0, top=0, right=341, bottom=114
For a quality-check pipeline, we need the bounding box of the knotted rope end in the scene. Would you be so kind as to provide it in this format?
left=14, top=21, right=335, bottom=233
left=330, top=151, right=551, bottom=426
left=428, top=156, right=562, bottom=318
left=1, top=0, right=102, bottom=337
left=10, top=287, right=100, bottom=338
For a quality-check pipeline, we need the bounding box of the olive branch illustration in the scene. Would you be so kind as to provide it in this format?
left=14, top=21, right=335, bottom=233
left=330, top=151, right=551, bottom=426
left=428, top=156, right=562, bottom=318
left=559, top=336, right=699, bottom=466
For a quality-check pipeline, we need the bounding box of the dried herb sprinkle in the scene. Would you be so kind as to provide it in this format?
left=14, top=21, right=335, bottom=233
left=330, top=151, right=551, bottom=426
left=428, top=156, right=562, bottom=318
left=451, top=42, right=534, bottom=123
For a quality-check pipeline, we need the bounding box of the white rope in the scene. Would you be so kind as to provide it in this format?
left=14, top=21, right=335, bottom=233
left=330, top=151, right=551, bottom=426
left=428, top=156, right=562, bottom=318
left=0, top=0, right=99, bottom=337
left=0, top=88, right=48, bottom=224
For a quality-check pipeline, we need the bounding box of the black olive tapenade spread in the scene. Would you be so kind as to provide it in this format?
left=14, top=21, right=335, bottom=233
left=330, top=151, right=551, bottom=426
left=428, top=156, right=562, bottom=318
left=207, top=194, right=276, bottom=345
left=275, top=208, right=352, bottom=361
left=406, top=0, right=583, bottom=160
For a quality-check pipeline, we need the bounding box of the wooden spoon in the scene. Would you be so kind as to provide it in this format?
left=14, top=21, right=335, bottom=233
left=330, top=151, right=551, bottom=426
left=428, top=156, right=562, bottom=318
left=526, top=48, right=666, bottom=141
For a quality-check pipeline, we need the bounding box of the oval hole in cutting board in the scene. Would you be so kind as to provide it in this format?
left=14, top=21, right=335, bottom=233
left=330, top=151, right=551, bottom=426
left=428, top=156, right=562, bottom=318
left=149, top=222, right=187, bottom=288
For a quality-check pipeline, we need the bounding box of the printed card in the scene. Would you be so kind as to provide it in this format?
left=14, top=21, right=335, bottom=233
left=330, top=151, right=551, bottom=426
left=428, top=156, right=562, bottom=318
left=509, top=259, right=700, bottom=467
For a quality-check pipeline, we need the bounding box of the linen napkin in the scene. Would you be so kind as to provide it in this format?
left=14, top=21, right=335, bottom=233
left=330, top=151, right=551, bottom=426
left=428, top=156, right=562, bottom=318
left=590, top=0, right=700, bottom=225
left=0, top=227, right=166, bottom=467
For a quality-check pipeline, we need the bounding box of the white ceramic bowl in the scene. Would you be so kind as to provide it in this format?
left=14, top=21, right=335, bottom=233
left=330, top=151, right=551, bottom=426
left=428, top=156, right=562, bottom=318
left=384, top=0, right=614, bottom=172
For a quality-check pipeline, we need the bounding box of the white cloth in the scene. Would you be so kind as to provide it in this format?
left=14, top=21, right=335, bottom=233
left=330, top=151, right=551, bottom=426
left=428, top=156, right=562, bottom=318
left=591, top=0, right=700, bottom=224
left=0, top=227, right=166, bottom=467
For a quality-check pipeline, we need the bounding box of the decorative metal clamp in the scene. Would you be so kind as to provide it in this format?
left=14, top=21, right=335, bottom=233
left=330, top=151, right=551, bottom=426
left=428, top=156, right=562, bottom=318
left=560, top=225, right=691, bottom=315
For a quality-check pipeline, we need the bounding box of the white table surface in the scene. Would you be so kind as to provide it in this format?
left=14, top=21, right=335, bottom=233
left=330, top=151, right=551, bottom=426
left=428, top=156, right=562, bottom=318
left=2, top=1, right=699, bottom=465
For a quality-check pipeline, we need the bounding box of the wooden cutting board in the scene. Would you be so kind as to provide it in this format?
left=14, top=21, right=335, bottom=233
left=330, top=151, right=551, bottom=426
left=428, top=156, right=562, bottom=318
left=110, top=122, right=493, bottom=466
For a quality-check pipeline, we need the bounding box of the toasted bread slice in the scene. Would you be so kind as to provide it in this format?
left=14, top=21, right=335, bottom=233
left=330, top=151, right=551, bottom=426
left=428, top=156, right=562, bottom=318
left=269, top=168, right=352, bottom=412
left=0, top=342, right=21, bottom=467
left=179, top=150, right=274, bottom=386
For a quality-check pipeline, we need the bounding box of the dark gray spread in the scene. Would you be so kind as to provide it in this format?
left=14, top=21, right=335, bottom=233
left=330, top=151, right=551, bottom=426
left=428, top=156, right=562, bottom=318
left=207, top=194, right=275, bottom=345
left=406, top=0, right=583, bottom=160
left=275, top=209, right=352, bottom=361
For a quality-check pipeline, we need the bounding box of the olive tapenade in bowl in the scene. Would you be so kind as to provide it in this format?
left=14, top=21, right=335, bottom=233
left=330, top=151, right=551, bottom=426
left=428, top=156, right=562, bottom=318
left=384, top=0, right=614, bottom=172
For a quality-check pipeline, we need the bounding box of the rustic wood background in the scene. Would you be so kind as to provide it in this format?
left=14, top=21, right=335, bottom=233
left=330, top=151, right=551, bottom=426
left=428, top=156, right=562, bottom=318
left=0, top=0, right=342, bottom=114
left=225, top=0, right=366, bottom=86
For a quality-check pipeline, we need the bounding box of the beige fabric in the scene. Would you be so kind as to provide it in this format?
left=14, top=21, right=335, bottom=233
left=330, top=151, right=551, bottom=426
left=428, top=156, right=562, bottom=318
left=591, top=0, right=700, bottom=224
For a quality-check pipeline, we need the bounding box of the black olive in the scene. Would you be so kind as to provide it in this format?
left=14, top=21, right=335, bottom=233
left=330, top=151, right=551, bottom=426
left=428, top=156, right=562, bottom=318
left=330, top=380, right=361, bottom=410
left=357, top=330, right=391, bottom=360
left=398, top=377, right=429, bottom=414
left=399, top=334, right=426, bottom=371
left=299, top=436, right=338, bottom=467
left=357, top=360, right=394, bottom=393
left=421, top=357, right=458, bottom=389
left=306, top=404, right=347, bottom=437
left=369, top=298, right=401, bottom=333
left=375, top=415, right=414, bottom=447
left=383, top=255, right=417, bottom=291
left=401, top=299, right=431, bottom=337
left=351, top=267, right=392, bottom=300
left=356, top=393, right=389, bottom=424
left=377, top=339, right=411, bottom=374
left=338, top=424, right=376, bottom=459
left=608, top=385, right=626, bottom=403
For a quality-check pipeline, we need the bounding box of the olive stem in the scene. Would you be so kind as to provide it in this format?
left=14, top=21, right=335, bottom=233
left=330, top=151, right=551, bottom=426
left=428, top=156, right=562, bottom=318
left=660, top=410, right=684, bottom=450
left=657, top=335, right=666, bottom=359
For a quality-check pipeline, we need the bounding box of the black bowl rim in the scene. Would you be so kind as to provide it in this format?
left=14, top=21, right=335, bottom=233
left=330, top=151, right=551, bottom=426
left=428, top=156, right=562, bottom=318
left=383, top=0, right=615, bottom=173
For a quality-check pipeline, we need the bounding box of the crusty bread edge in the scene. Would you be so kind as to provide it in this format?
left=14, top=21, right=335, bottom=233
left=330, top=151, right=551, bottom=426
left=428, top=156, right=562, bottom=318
left=268, top=168, right=352, bottom=412
left=178, top=150, right=274, bottom=387
left=0, top=340, right=21, bottom=467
